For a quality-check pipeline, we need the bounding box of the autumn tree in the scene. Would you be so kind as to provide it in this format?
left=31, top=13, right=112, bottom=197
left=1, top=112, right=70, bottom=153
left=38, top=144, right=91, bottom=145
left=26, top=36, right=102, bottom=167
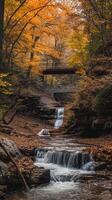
left=3, top=0, right=75, bottom=90
left=79, top=0, right=112, bottom=56
left=1, top=0, right=89, bottom=90
left=4, top=0, right=71, bottom=71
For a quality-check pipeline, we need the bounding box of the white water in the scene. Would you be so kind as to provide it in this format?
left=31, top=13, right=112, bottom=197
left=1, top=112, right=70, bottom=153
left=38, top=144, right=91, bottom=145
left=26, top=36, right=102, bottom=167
left=35, top=145, right=95, bottom=193
left=54, top=107, right=64, bottom=129
left=37, top=107, right=64, bottom=138
left=7, top=138, right=112, bottom=200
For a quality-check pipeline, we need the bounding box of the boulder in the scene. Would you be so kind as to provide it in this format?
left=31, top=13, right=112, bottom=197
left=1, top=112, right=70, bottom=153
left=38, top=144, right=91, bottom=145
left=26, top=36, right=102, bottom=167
left=29, top=168, right=50, bottom=186
left=0, top=138, right=50, bottom=192
left=93, top=162, right=107, bottom=171
left=37, top=129, right=51, bottom=138
left=5, top=166, right=50, bottom=189
left=0, top=138, right=21, bottom=162
left=19, top=147, right=36, bottom=157
left=75, top=171, right=110, bottom=182
left=5, top=156, right=50, bottom=189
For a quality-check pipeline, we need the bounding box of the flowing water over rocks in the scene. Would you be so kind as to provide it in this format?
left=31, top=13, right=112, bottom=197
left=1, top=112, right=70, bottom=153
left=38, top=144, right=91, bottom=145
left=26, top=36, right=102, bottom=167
left=6, top=137, right=112, bottom=200
left=54, top=107, right=64, bottom=129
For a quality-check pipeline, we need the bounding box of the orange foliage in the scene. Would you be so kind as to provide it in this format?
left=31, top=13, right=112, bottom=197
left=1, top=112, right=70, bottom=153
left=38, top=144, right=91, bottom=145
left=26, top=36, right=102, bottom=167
left=5, top=0, right=74, bottom=75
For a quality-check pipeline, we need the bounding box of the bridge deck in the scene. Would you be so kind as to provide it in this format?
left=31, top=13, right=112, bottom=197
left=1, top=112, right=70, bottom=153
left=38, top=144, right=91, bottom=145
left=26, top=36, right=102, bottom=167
left=43, top=67, right=76, bottom=75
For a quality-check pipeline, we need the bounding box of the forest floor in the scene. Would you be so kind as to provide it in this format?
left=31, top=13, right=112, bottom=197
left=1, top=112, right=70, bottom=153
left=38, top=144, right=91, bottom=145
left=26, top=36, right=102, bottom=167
left=0, top=115, right=49, bottom=149
left=0, top=114, right=112, bottom=151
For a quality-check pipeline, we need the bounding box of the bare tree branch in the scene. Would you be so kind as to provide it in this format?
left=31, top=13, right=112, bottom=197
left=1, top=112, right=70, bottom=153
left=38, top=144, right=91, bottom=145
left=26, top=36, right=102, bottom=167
left=8, top=0, right=52, bottom=67
left=6, top=7, right=42, bottom=37
left=4, top=0, right=27, bottom=31
left=6, top=2, right=54, bottom=39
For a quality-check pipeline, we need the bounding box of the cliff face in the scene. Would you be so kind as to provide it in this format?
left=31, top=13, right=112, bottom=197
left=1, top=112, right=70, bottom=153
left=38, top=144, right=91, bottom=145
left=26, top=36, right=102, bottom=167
left=67, top=44, right=112, bottom=137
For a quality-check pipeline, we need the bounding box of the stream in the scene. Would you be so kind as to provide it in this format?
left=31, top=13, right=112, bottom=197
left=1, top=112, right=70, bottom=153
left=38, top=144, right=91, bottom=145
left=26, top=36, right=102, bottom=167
left=7, top=137, right=112, bottom=200
left=6, top=108, right=112, bottom=200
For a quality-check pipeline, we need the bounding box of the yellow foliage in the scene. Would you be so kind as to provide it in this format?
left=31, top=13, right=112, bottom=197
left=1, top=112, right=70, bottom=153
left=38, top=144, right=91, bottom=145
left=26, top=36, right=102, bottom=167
left=5, top=0, right=88, bottom=81
left=67, top=30, right=89, bottom=67
left=5, top=0, right=73, bottom=76
left=0, top=73, right=11, bottom=94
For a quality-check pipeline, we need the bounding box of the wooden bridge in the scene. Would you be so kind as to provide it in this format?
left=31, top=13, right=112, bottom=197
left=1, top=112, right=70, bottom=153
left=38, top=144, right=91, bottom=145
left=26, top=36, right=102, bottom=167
left=42, top=67, right=77, bottom=75
left=42, top=66, right=77, bottom=94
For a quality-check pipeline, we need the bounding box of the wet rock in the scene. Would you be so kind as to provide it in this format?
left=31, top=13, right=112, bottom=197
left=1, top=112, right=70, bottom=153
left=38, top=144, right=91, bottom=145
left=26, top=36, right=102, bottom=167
left=5, top=166, right=50, bottom=189
left=94, top=162, right=107, bottom=171
left=75, top=172, right=110, bottom=182
left=4, top=156, right=50, bottom=189
left=83, top=161, right=108, bottom=171
left=19, top=146, right=36, bottom=157
left=29, top=168, right=50, bottom=186
left=75, top=173, right=96, bottom=182
left=0, top=138, right=50, bottom=192
left=0, top=138, right=21, bottom=162
left=95, top=172, right=112, bottom=180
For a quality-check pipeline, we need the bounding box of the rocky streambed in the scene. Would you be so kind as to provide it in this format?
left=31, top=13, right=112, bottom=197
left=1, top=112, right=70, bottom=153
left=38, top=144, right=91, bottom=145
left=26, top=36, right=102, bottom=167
left=0, top=133, right=112, bottom=200
left=1, top=136, right=111, bottom=200
left=0, top=138, right=50, bottom=199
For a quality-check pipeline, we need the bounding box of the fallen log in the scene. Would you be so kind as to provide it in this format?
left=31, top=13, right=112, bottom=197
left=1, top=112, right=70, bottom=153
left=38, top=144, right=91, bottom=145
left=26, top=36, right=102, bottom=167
left=0, top=141, right=29, bottom=191
left=2, top=94, right=20, bottom=124
left=3, top=104, right=26, bottom=125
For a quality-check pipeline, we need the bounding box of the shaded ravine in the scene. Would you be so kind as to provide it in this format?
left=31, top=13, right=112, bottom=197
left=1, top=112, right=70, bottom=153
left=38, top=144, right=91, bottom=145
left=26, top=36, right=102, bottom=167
left=6, top=137, right=112, bottom=200
left=6, top=108, right=112, bottom=200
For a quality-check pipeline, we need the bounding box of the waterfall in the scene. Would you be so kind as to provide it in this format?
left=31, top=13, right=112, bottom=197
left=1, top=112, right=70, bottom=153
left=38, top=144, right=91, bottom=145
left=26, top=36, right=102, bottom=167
left=36, top=149, right=93, bottom=169
left=36, top=148, right=48, bottom=163
left=35, top=146, right=96, bottom=185
left=54, top=107, right=64, bottom=129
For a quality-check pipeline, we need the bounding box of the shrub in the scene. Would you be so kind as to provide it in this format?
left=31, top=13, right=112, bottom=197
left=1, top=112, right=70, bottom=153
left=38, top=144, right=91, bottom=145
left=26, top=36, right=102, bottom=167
left=95, top=84, right=112, bottom=116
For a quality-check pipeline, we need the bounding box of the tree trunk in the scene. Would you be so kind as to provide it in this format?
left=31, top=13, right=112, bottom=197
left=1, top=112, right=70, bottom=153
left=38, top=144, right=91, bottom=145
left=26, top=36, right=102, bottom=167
left=26, top=35, right=39, bottom=88
left=0, top=0, right=5, bottom=71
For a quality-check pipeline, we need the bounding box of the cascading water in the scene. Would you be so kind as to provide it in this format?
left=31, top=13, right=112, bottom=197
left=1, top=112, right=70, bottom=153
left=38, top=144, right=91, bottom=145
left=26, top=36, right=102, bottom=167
left=44, top=150, right=92, bottom=169
left=7, top=139, right=111, bottom=200
left=35, top=147, right=94, bottom=183
left=54, top=107, right=64, bottom=129
left=37, top=107, right=64, bottom=138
